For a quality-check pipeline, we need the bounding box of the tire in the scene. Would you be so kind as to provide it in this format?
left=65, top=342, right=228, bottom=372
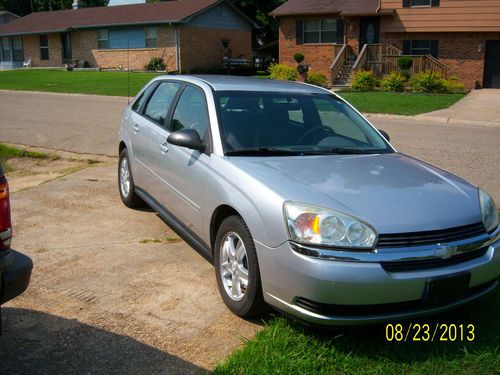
left=118, top=148, right=145, bottom=208
left=214, top=215, right=267, bottom=318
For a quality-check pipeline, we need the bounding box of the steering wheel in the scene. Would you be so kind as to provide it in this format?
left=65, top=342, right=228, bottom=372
left=298, top=126, right=335, bottom=144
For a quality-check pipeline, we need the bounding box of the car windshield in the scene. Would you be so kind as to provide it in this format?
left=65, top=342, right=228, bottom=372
left=214, top=91, right=393, bottom=156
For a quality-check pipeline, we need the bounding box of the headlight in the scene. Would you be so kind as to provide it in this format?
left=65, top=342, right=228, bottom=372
left=479, top=189, right=499, bottom=233
left=284, top=202, right=377, bottom=249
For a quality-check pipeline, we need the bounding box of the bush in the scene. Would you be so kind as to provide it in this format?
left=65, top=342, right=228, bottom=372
left=397, top=56, right=414, bottom=71
left=144, top=57, right=165, bottom=71
left=442, top=76, right=466, bottom=93
left=410, top=71, right=445, bottom=93
left=306, top=71, right=328, bottom=87
left=269, top=63, right=298, bottom=81
left=351, top=70, right=377, bottom=91
left=380, top=72, right=406, bottom=92
left=293, top=52, right=305, bottom=64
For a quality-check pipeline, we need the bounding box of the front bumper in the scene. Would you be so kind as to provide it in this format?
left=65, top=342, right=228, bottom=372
left=255, top=228, right=500, bottom=326
left=0, top=249, right=33, bottom=305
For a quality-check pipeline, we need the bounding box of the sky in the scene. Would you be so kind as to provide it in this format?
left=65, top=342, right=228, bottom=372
left=107, top=0, right=146, bottom=6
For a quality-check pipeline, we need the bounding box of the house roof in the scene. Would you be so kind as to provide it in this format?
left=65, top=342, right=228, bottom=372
left=269, top=0, right=385, bottom=17
left=0, top=0, right=257, bottom=36
left=0, top=11, right=20, bottom=19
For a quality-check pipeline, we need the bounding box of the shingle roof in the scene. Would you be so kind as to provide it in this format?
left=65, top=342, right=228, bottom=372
left=269, top=0, right=382, bottom=17
left=0, top=0, right=256, bottom=36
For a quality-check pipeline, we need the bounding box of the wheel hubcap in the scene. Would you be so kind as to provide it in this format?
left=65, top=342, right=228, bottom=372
left=120, top=157, right=131, bottom=198
left=220, top=232, right=248, bottom=301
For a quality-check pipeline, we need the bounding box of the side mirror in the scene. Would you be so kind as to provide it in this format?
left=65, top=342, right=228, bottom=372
left=167, top=128, right=205, bottom=151
left=378, top=129, right=390, bottom=142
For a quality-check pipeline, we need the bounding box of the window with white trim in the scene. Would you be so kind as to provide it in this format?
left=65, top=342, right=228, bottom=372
left=40, top=35, right=49, bottom=61
left=411, top=0, right=431, bottom=6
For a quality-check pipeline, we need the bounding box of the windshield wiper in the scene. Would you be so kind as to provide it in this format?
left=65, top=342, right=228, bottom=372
left=321, top=148, right=382, bottom=155
left=225, top=147, right=302, bottom=156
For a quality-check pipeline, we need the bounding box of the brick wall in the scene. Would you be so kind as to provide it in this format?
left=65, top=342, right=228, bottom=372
left=279, top=16, right=341, bottom=83
left=23, top=33, right=62, bottom=67
left=178, top=25, right=251, bottom=73
left=72, top=26, right=178, bottom=71
left=381, top=32, right=500, bottom=89
left=344, top=17, right=360, bottom=54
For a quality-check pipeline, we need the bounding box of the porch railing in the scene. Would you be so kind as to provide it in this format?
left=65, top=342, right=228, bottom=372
left=380, top=54, right=448, bottom=77
left=330, top=44, right=348, bottom=83
left=354, top=44, right=449, bottom=78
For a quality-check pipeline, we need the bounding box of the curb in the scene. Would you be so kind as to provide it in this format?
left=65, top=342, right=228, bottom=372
left=364, top=113, right=500, bottom=128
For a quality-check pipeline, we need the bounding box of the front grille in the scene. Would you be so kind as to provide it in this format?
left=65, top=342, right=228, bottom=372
left=377, top=222, right=486, bottom=248
left=294, top=279, right=497, bottom=317
left=380, top=247, right=488, bottom=273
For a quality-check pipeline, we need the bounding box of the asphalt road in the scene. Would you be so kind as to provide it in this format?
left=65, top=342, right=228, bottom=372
left=1, top=90, right=499, bottom=202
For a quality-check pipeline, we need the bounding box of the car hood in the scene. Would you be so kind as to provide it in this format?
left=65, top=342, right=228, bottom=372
left=226, top=153, right=481, bottom=234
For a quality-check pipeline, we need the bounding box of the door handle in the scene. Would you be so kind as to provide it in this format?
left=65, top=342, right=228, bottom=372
left=132, top=124, right=140, bottom=134
left=160, top=142, right=169, bottom=154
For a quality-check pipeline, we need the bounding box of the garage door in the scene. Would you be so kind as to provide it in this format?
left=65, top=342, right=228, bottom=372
left=484, top=41, right=500, bottom=88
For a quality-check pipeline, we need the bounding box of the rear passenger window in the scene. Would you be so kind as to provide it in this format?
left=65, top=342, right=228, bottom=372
left=143, top=82, right=180, bottom=125
left=170, top=86, right=209, bottom=139
left=131, top=82, right=158, bottom=113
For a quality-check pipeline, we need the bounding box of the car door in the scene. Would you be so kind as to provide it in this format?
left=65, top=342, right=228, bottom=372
left=159, top=85, right=211, bottom=235
left=133, top=81, right=182, bottom=203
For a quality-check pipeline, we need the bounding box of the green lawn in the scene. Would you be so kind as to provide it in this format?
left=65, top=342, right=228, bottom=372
left=214, top=287, right=499, bottom=374
left=0, top=70, right=465, bottom=115
left=0, top=69, right=160, bottom=97
left=338, top=91, right=466, bottom=116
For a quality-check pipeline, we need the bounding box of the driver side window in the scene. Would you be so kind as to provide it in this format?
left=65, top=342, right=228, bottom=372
left=170, top=86, right=209, bottom=139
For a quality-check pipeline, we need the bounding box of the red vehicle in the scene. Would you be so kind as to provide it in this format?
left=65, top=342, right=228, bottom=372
left=0, top=164, right=32, bottom=314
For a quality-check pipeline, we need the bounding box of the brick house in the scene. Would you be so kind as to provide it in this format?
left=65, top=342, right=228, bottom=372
left=0, top=0, right=257, bottom=72
left=270, top=0, right=500, bottom=89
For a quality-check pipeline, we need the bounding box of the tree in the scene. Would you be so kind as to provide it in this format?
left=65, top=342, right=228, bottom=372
left=229, top=0, right=287, bottom=45
left=0, top=0, right=107, bottom=16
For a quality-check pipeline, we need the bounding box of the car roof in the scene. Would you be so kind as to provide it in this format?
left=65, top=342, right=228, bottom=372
left=153, top=75, right=331, bottom=94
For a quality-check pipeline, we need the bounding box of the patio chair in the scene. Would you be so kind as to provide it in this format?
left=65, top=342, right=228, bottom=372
left=23, top=58, right=32, bottom=68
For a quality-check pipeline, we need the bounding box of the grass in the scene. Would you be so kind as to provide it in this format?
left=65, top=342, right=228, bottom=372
left=337, top=91, right=466, bottom=116
left=214, top=287, right=500, bottom=374
left=0, top=69, right=160, bottom=97
left=0, top=143, right=50, bottom=171
left=0, top=70, right=465, bottom=114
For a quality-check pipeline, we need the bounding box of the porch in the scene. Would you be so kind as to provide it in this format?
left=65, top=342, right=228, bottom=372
left=0, top=35, right=24, bottom=69
left=330, top=43, right=449, bottom=87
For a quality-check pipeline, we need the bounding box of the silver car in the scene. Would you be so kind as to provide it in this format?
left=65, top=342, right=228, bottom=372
left=118, top=76, right=499, bottom=325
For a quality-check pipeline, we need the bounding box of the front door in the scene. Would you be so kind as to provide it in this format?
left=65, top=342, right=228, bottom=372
left=61, top=32, right=72, bottom=63
left=484, top=41, right=500, bottom=88
left=359, top=17, right=380, bottom=50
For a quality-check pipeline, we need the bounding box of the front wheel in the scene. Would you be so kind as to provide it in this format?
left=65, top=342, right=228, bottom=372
left=214, top=215, right=267, bottom=318
left=118, top=148, right=144, bottom=208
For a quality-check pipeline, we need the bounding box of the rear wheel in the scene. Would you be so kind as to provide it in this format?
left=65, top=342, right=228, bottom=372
left=214, top=215, right=267, bottom=317
left=118, top=148, right=144, bottom=208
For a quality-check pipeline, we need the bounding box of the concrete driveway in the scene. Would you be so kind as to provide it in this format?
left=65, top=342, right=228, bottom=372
left=416, top=89, right=500, bottom=125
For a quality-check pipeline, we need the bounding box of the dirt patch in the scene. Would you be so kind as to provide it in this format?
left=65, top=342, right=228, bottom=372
left=3, top=143, right=115, bottom=193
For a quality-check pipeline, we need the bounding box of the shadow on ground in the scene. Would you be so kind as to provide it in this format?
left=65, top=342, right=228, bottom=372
left=0, top=308, right=205, bottom=375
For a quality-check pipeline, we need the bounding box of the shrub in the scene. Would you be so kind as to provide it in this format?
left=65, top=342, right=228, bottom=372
left=293, top=52, right=305, bottom=64
left=442, top=76, right=466, bottom=93
left=144, top=57, right=165, bottom=71
left=306, top=71, right=327, bottom=87
left=410, top=71, right=445, bottom=93
left=351, top=70, right=377, bottom=91
left=397, top=56, right=414, bottom=71
left=380, top=72, right=406, bottom=92
left=269, top=63, right=298, bottom=81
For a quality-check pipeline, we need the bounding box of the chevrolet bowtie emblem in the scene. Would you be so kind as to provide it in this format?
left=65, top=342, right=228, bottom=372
left=434, top=244, right=458, bottom=259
